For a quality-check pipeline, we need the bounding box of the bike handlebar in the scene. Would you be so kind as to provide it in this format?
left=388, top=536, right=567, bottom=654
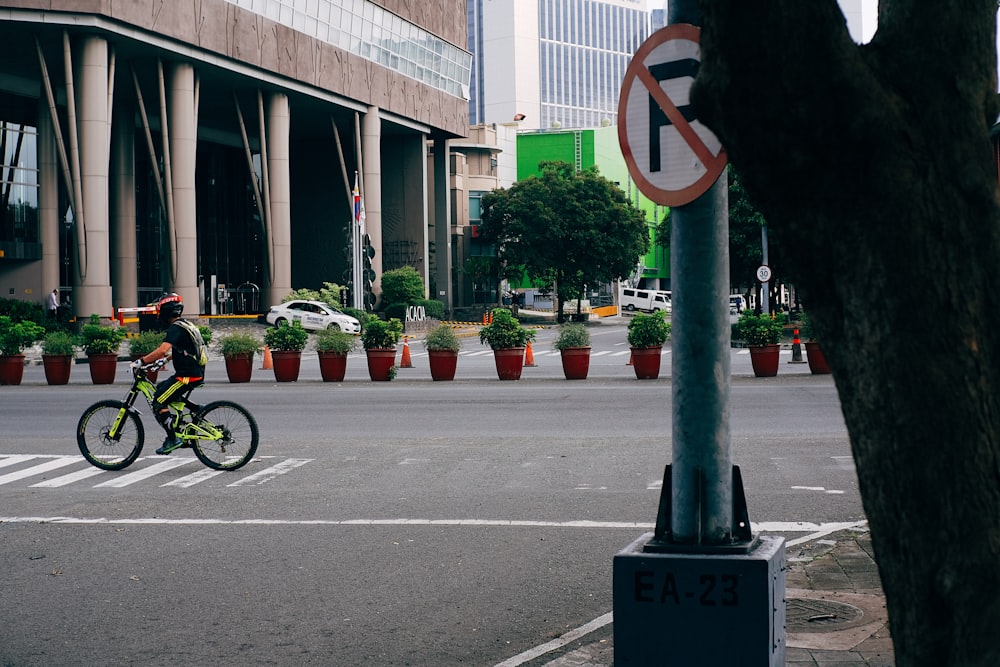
left=132, top=357, right=169, bottom=378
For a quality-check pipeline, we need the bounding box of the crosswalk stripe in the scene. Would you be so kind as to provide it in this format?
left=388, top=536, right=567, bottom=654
left=0, top=456, right=82, bottom=485
left=0, top=454, right=40, bottom=470
left=162, top=468, right=226, bottom=488
left=227, top=457, right=313, bottom=486
left=92, top=458, right=195, bottom=487
left=31, top=466, right=106, bottom=487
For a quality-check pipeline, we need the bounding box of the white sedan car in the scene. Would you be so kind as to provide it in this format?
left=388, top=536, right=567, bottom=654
left=265, top=300, right=361, bottom=333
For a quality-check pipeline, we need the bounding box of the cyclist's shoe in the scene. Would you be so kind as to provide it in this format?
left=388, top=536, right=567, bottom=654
left=156, top=435, right=184, bottom=455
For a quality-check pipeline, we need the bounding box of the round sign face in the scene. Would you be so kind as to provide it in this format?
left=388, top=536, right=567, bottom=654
left=618, top=24, right=727, bottom=207
left=756, top=265, right=773, bottom=283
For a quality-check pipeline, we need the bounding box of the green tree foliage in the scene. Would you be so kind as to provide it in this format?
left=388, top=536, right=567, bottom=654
left=380, top=266, right=425, bottom=305
left=479, top=161, right=650, bottom=321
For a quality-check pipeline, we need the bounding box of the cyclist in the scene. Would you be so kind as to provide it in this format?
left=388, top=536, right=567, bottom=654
left=132, top=292, right=206, bottom=455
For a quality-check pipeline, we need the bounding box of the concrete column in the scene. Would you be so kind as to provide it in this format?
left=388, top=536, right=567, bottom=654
left=362, top=106, right=383, bottom=305
left=37, top=101, right=61, bottom=301
left=432, top=136, right=452, bottom=315
left=75, top=35, right=112, bottom=320
left=168, top=62, right=199, bottom=311
left=266, top=92, right=292, bottom=306
left=109, top=101, right=137, bottom=308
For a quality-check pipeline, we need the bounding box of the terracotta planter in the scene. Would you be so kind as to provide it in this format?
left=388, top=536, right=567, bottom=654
left=559, top=346, right=591, bottom=380
left=224, top=353, right=255, bottom=383
left=271, top=350, right=302, bottom=382
left=427, top=349, right=459, bottom=381
left=492, top=347, right=526, bottom=380
left=630, top=346, right=662, bottom=380
left=805, top=341, right=832, bottom=375
left=87, top=352, right=119, bottom=384
left=366, top=348, right=397, bottom=381
left=749, top=344, right=781, bottom=377
left=42, top=354, right=73, bottom=385
left=318, top=351, right=349, bottom=382
left=0, top=354, right=25, bottom=385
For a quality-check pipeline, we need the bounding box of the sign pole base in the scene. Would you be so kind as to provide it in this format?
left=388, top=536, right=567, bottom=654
left=613, top=533, right=786, bottom=665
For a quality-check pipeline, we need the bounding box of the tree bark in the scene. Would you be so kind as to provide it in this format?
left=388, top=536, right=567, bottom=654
left=693, top=1, right=1000, bottom=664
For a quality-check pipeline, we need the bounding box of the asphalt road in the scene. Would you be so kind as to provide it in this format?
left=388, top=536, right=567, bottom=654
left=0, top=325, right=858, bottom=666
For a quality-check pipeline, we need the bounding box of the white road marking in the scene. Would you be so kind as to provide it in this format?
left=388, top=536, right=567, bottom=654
left=0, top=456, right=84, bottom=485
left=226, top=457, right=312, bottom=486
left=93, top=458, right=195, bottom=487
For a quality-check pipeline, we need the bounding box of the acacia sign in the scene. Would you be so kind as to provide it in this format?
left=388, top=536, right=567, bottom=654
left=618, top=24, right=727, bottom=207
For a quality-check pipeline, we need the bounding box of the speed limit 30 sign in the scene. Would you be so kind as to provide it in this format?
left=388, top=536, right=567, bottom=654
left=618, top=24, right=726, bottom=207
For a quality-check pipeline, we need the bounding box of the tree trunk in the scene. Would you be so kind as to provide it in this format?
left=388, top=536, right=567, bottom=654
left=694, top=1, right=1000, bottom=664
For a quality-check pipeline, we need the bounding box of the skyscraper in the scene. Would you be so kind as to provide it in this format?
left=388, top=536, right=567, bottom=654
left=469, top=0, right=650, bottom=130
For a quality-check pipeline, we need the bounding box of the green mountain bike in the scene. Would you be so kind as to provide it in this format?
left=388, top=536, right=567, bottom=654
left=77, top=358, right=259, bottom=471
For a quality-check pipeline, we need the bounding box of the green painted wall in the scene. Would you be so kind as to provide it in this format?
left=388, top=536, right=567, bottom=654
left=517, top=128, right=669, bottom=284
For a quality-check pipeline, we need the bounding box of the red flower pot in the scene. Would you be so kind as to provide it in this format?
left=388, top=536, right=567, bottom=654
left=366, top=348, right=397, bottom=381
left=0, top=354, right=25, bottom=385
left=559, top=347, right=591, bottom=380
left=87, top=353, right=119, bottom=384
left=224, top=353, right=254, bottom=383
left=42, top=354, right=73, bottom=385
left=749, top=344, right=780, bottom=377
left=630, top=346, right=662, bottom=380
left=318, top=351, right=349, bottom=382
left=805, top=341, right=831, bottom=375
left=270, top=350, right=302, bottom=382
left=427, top=349, right=459, bottom=381
left=492, top=347, right=526, bottom=380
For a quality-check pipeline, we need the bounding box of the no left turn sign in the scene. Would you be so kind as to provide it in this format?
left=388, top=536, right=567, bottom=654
left=618, top=24, right=726, bottom=207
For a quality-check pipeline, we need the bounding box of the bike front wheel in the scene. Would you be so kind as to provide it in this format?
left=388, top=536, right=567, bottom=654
left=190, top=400, right=259, bottom=470
left=77, top=400, right=144, bottom=470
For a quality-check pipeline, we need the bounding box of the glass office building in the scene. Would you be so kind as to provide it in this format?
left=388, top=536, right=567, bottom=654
left=469, top=0, right=649, bottom=130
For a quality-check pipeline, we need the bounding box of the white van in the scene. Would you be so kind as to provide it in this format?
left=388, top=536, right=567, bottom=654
left=621, top=287, right=671, bottom=313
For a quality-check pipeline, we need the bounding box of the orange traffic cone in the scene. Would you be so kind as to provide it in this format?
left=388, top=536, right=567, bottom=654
left=261, top=345, right=273, bottom=370
left=524, top=341, right=536, bottom=367
left=790, top=327, right=806, bottom=364
left=400, top=336, right=413, bottom=368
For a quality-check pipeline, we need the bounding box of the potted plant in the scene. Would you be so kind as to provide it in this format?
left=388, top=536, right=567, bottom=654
left=217, top=331, right=263, bottom=383
left=315, top=327, right=358, bottom=382
left=40, top=330, right=78, bottom=385
left=478, top=307, right=536, bottom=380
left=626, top=311, right=671, bottom=380
left=79, top=314, right=126, bottom=384
left=127, top=331, right=166, bottom=382
left=799, top=311, right=831, bottom=375
left=0, top=316, right=45, bottom=385
left=732, top=311, right=785, bottom=377
left=361, top=317, right=403, bottom=381
left=553, top=322, right=591, bottom=380
left=263, top=321, right=309, bottom=382
left=422, top=323, right=462, bottom=381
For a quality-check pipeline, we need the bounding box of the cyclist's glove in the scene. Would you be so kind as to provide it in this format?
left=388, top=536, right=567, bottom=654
left=130, top=359, right=144, bottom=372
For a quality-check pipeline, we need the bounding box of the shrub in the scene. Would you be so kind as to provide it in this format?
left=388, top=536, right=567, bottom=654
left=0, top=316, right=46, bottom=356
left=361, top=317, right=403, bottom=349
left=79, top=314, right=126, bottom=355
left=217, top=332, right=263, bottom=357
left=479, top=308, right=536, bottom=349
left=41, top=330, right=78, bottom=356
left=422, top=324, right=461, bottom=352
left=315, top=327, right=358, bottom=355
left=731, top=311, right=785, bottom=346
left=553, top=322, right=591, bottom=350
left=380, top=266, right=424, bottom=305
left=264, top=321, right=309, bottom=351
left=626, top=311, right=671, bottom=348
left=128, top=331, right=166, bottom=358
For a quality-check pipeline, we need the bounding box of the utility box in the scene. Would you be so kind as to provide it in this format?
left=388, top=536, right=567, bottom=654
left=613, top=533, right=786, bottom=666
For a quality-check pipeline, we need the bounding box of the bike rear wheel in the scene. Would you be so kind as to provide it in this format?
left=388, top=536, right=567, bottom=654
left=190, top=400, right=259, bottom=470
left=77, top=400, right=144, bottom=470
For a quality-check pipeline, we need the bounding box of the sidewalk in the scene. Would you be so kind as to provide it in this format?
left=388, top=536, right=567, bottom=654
left=529, top=528, right=894, bottom=666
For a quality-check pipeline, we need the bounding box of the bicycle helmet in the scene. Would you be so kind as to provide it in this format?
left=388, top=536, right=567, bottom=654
left=156, top=292, right=184, bottom=324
